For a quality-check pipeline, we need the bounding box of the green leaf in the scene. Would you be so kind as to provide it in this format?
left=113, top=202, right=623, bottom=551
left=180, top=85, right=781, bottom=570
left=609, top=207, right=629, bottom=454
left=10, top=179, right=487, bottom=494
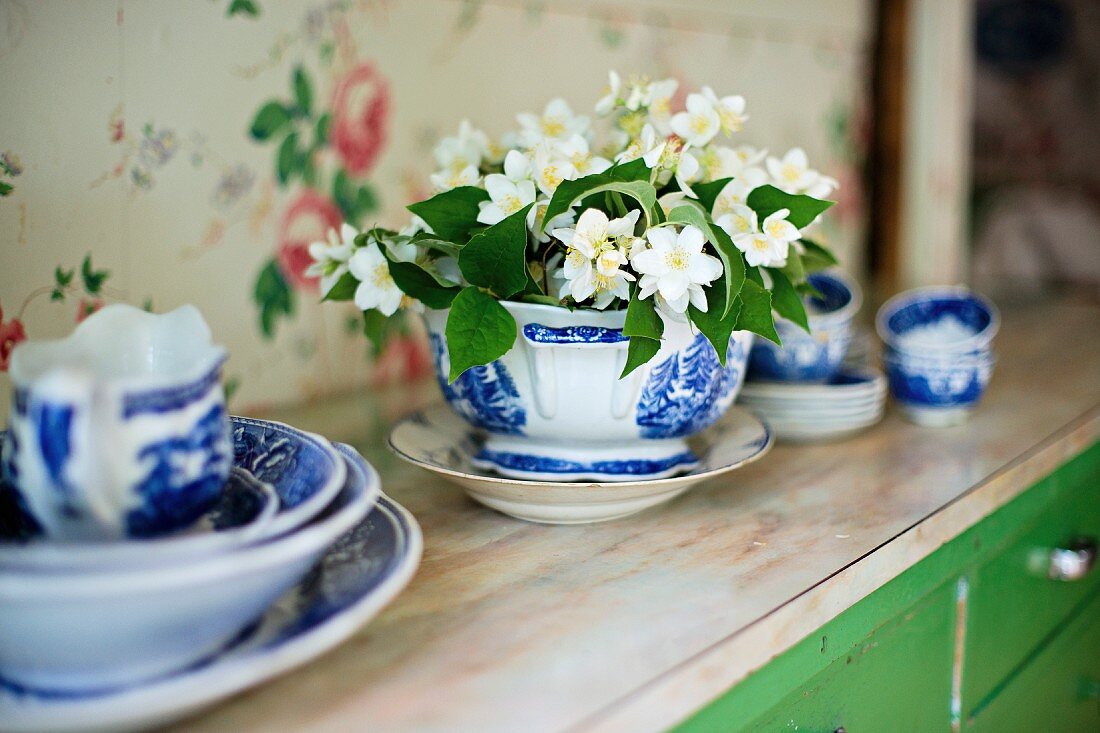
left=620, top=336, right=661, bottom=379
left=321, top=271, right=359, bottom=302
left=781, top=248, right=805, bottom=283
left=412, top=236, right=461, bottom=258
left=734, top=278, right=780, bottom=345
left=606, top=158, right=652, bottom=182
left=314, top=112, right=331, bottom=148
left=361, top=308, right=390, bottom=356
left=542, top=174, right=658, bottom=232
left=227, top=0, right=260, bottom=18
left=746, top=184, right=834, bottom=230
left=54, top=266, right=74, bottom=287
left=768, top=268, right=809, bottom=332
left=0, top=181, right=12, bottom=197
left=688, top=290, right=742, bottom=366
left=276, top=132, right=299, bottom=185
left=623, top=289, right=663, bottom=340
left=691, top=177, right=733, bottom=213
left=444, top=287, right=517, bottom=382
left=745, top=265, right=764, bottom=286
left=519, top=293, right=561, bottom=306
left=384, top=251, right=462, bottom=309
left=253, top=259, right=294, bottom=338
left=249, top=101, right=292, bottom=141
left=666, top=204, right=746, bottom=319
left=458, top=204, right=533, bottom=299
left=800, top=238, right=839, bottom=273
left=80, top=254, right=109, bottom=294
left=292, top=66, right=312, bottom=118
left=407, top=186, right=489, bottom=243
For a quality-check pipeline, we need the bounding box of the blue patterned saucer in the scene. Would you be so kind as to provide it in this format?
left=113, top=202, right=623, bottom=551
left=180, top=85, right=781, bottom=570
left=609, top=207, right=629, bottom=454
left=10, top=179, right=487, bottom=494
left=388, top=404, right=772, bottom=524
left=0, top=416, right=346, bottom=571
left=0, top=479, right=422, bottom=733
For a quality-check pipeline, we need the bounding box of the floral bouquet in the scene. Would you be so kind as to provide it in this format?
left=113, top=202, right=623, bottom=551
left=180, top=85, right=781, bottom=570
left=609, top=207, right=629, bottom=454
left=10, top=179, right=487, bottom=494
left=311, top=71, right=839, bottom=383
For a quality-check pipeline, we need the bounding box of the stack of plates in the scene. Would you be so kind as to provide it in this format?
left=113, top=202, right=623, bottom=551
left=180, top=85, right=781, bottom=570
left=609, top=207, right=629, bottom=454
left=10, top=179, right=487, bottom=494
left=737, top=367, right=887, bottom=442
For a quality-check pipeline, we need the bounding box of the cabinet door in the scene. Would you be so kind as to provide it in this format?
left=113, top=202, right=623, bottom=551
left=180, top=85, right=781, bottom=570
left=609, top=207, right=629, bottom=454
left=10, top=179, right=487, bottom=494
left=745, top=582, right=956, bottom=733
left=967, top=589, right=1100, bottom=732
left=963, top=446, right=1100, bottom=710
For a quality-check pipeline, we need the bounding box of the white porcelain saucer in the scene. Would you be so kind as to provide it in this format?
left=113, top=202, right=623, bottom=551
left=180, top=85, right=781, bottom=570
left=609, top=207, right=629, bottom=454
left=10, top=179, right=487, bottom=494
left=388, top=404, right=772, bottom=524
left=0, top=491, right=422, bottom=733
left=738, top=367, right=887, bottom=443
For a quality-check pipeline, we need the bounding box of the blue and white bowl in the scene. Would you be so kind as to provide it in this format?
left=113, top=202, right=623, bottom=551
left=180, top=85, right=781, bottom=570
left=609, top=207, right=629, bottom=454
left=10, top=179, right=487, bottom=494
left=747, top=270, right=862, bottom=383
left=882, top=349, right=997, bottom=426
left=876, top=286, right=999, bottom=353
left=0, top=433, right=376, bottom=694
left=424, top=301, right=753, bottom=483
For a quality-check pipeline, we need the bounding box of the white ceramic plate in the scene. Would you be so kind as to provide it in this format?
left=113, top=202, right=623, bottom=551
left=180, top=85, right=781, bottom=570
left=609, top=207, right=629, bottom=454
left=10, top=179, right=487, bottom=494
left=388, top=404, right=772, bottom=524
left=0, top=487, right=422, bottom=733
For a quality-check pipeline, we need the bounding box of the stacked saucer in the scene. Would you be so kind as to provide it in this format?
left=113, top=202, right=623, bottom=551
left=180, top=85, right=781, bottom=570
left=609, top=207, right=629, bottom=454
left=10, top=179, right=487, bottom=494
left=738, top=368, right=887, bottom=442
left=0, top=305, right=422, bottom=732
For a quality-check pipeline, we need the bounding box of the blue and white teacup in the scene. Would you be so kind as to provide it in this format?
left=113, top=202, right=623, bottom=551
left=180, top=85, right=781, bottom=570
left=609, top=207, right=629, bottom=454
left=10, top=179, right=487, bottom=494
left=3, top=304, right=231, bottom=541
left=747, top=270, right=862, bottom=383
left=876, top=286, right=998, bottom=354
left=882, top=348, right=996, bottom=426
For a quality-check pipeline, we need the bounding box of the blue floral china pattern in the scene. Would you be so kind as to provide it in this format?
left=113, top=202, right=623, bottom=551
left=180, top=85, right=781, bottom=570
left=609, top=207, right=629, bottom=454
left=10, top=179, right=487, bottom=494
left=876, top=286, right=999, bottom=351
left=883, top=352, right=996, bottom=409
left=748, top=270, right=861, bottom=383
left=424, top=301, right=754, bottom=483
left=0, top=485, right=422, bottom=733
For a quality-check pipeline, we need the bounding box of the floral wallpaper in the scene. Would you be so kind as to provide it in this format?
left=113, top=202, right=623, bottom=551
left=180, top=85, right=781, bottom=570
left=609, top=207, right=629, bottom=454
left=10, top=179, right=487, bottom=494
left=0, top=0, right=871, bottom=415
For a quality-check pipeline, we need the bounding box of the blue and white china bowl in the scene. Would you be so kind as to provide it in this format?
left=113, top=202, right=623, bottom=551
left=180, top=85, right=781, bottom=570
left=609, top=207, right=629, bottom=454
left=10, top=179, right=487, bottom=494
left=747, top=270, right=862, bottom=383
left=424, top=301, right=753, bottom=483
left=876, top=286, right=999, bottom=353
left=0, top=416, right=346, bottom=571
left=0, top=436, right=376, bottom=693
left=0, top=487, right=420, bottom=733
left=388, top=403, right=771, bottom=524
left=4, top=304, right=231, bottom=541
left=882, top=350, right=997, bottom=426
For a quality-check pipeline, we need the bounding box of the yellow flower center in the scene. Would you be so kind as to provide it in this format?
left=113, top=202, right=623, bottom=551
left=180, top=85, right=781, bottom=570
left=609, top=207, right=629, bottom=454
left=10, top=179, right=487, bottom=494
left=664, top=249, right=689, bottom=271
left=540, top=165, right=563, bottom=191
left=651, top=97, right=670, bottom=116
left=730, top=214, right=751, bottom=233
left=781, top=163, right=802, bottom=183
left=541, top=117, right=566, bottom=137
left=752, top=236, right=770, bottom=251
left=766, top=220, right=787, bottom=238
left=689, top=114, right=710, bottom=135
left=719, top=109, right=743, bottom=133
left=501, top=194, right=523, bottom=214
left=619, top=111, right=646, bottom=137
left=372, top=263, right=393, bottom=288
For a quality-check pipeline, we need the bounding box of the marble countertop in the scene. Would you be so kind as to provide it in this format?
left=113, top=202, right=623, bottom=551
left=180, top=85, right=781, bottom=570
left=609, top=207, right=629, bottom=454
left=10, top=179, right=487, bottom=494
left=172, top=298, right=1100, bottom=733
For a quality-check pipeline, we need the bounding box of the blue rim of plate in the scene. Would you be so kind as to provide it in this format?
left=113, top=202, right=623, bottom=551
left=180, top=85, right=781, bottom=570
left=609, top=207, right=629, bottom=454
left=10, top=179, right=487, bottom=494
left=0, top=454, right=420, bottom=731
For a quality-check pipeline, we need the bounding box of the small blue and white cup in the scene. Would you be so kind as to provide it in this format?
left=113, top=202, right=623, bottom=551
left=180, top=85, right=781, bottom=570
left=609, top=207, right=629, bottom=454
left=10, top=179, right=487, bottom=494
left=877, top=287, right=999, bottom=426
left=3, top=304, right=231, bottom=541
left=748, top=270, right=862, bottom=383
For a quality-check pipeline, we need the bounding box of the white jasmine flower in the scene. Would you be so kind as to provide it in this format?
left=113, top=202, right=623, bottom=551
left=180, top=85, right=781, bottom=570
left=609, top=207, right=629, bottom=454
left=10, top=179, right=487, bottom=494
left=714, top=203, right=758, bottom=239
left=700, top=87, right=747, bottom=134
left=532, top=144, right=576, bottom=196
left=348, top=241, right=405, bottom=316
left=500, top=149, right=533, bottom=181
left=518, top=98, right=589, bottom=147
left=615, top=124, right=665, bottom=168
left=477, top=173, right=537, bottom=226
left=306, top=222, right=358, bottom=295
left=658, top=190, right=690, bottom=217
left=643, top=78, right=679, bottom=135
left=530, top=198, right=575, bottom=243
left=595, top=71, right=623, bottom=116
left=673, top=146, right=702, bottom=196
left=430, top=164, right=479, bottom=192
left=722, top=207, right=801, bottom=268
left=766, top=148, right=826, bottom=194
left=732, top=144, right=768, bottom=171
left=670, top=93, right=721, bottom=148
left=433, top=120, right=489, bottom=171
left=552, top=208, right=640, bottom=308
left=804, top=174, right=839, bottom=200
left=556, top=134, right=612, bottom=177
left=710, top=168, right=769, bottom=219
left=399, top=214, right=433, bottom=237
left=631, top=225, right=723, bottom=314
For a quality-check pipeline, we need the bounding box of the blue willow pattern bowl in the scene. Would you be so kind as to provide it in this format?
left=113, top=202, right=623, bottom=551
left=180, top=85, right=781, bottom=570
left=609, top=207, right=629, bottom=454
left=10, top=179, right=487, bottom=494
left=882, top=351, right=996, bottom=426
left=747, top=270, right=862, bottom=383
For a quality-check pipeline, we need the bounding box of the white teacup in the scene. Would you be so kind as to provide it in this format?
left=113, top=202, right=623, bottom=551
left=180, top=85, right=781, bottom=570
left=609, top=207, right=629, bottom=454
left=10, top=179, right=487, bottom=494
left=3, top=304, right=231, bottom=541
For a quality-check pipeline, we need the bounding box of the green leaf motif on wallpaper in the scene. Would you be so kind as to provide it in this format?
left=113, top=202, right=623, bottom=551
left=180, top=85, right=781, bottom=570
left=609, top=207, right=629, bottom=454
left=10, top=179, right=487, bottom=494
left=249, top=101, right=292, bottom=141
left=226, top=0, right=260, bottom=18
left=444, top=287, right=516, bottom=382
left=254, top=259, right=294, bottom=338
left=80, top=254, right=110, bottom=295
left=293, top=66, right=312, bottom=118
left=0, top=181, right=12, bottom=197
left=276, top=132, right=300, bottom=185
left=333, top=170, right=378, bottom=223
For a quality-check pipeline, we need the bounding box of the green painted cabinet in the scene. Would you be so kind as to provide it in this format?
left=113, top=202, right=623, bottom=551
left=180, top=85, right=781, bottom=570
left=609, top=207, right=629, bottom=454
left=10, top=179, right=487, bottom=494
left=675, top=442, right=1100, bottom=733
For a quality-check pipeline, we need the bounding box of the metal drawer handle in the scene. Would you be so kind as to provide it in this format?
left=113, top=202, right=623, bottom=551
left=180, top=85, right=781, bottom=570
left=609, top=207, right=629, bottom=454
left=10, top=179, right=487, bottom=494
left=1049, top=537, right=1098, bottom=581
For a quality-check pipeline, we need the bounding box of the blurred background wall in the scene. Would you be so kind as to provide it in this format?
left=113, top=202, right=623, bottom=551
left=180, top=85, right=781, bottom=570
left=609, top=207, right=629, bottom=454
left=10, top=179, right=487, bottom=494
left=0, top=0, right=872, bottom=414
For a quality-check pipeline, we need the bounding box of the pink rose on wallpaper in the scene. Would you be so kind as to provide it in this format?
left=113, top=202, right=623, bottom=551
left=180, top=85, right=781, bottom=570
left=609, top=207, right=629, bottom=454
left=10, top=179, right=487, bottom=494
left=331, top=63, right=390, bottom=177
left=277, top=189, right=344, bottom=292
left=76, top=298, right=104, bottom=323
left=0, top=305, right=27, bottom=372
